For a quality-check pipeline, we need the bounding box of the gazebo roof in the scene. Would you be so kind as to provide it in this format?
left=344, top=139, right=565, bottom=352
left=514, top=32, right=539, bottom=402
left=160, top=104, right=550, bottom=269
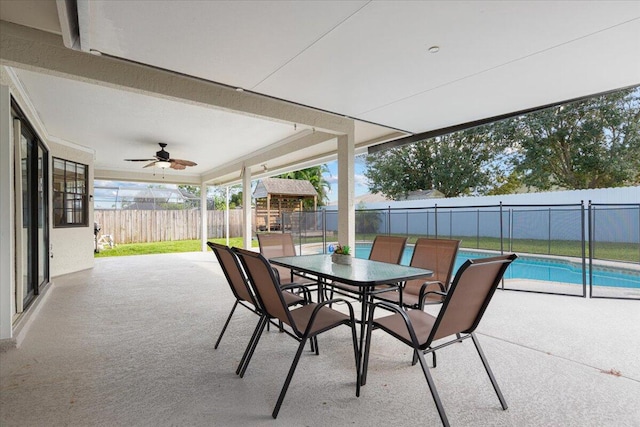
left=253, top=178, right=318, bottom=199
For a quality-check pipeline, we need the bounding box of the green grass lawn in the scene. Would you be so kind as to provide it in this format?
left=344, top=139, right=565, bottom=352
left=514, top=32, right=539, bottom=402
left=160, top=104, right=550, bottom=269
left=96, top=235, right=638, bottom=263
left=94, top=238, right=256, bottom=257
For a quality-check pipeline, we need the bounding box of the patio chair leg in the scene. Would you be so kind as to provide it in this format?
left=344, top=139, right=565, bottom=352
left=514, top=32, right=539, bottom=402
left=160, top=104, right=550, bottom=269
left=215, top=300, right=238, bottom=349
left=416, top=348, right=450, bottom=427
left=361, top=308, right=375, bottom=386
left=272, top=337, right=308, bottom=419
left=237, top=316, right=267, bottom=378
left=471, top=332, right=508, bottom=410
left=313, top=336, right=319, bottom=355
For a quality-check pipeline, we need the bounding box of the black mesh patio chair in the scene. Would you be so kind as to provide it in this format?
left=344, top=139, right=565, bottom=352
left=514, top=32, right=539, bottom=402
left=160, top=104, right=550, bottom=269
left=330, top=235, right=407, bottom=298
left=207, top=242, right=310, bottom=372
left=257, top=232, right=315, bottom=286
left=233, top=247, right=361, bottom=419
left=374, top=238, right=460, bottom=309
left=362, top=254, right=517, bottom=427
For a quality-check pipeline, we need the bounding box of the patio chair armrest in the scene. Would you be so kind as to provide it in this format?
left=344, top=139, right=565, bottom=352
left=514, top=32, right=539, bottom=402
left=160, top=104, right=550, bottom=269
left=418, top=281, right=446, bottom=308
left=303, top=298, right=356, bottom=335
left=368, top=301, right=422, bottom=349
left=280, top=283, right=313, bottom=303
left=418, top=280, right=446, bottom=295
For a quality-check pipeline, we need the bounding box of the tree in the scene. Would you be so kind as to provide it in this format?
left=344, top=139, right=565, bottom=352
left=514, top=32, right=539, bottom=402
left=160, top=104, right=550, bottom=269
left=276, top=165, right=331, bottom=207
left=365, top=127, right=506, bottom=198
left=510, top=88, right=640, bottom=190
left=364, top=87, right=640, bottom=197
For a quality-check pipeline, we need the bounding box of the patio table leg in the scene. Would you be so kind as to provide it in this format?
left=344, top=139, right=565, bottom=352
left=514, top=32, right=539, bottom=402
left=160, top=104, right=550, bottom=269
left=359, top=287, right=370, bottom=386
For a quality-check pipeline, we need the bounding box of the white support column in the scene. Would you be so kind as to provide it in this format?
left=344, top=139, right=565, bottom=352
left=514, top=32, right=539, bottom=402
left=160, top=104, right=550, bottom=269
left=200, top=183, right=207, bottom=252
left=337, top=122, right=356, bottom=251
left=0, top=85, right=14, bottom=339
left=242, top=165, right=252, bottom=249
left=225, top=187, right=230, bottom=247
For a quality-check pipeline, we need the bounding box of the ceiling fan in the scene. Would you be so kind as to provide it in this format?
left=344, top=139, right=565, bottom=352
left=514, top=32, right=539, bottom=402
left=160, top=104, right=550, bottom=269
left=124, top=143, right=197, bottom=170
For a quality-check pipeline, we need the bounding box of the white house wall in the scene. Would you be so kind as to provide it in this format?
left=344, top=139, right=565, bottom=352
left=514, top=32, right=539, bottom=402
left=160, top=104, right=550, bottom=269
left=48, top=140, right=95, bottom=277
left=1, top=68, right=95, bottom=340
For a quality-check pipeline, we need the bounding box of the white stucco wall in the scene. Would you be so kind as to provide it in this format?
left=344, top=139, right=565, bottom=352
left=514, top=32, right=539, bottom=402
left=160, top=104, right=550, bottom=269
left=48, top=141, right=95, bottom=277
left=3, top=67, right=95, bottom=279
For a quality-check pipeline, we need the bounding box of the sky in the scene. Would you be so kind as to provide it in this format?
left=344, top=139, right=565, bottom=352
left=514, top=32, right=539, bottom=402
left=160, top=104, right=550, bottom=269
left=323, top=156, right=370, bottom=202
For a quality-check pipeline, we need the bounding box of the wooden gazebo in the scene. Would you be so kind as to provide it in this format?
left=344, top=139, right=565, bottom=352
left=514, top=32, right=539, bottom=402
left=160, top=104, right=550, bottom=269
left=253, top=178, right=318, bottom=232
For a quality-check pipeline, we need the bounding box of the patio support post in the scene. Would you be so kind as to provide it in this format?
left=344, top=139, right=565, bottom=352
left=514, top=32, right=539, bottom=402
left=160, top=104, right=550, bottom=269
left=242, top=165, right=252, bottom=249
left=0, top=84, right=14, bottom=339
left=225, top=186, right=230, bottom=247
left=200, top=183, right=207, bottom=252
left=337, top=122, right=355, bottom=250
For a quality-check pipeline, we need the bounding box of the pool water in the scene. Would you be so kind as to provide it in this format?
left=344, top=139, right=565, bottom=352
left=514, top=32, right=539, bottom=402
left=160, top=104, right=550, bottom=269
left=351, top=244, right=640, bottom=289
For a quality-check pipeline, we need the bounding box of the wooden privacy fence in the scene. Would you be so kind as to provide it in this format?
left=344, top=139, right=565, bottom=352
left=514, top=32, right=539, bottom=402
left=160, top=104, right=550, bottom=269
left=94, top=209, right=247, bottom=244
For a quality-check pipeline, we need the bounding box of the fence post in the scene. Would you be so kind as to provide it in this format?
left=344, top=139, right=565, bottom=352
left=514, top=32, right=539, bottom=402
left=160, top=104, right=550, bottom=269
left=509, top=208, right=513, bottom=252
left=426, top=208, right=429, bottom=238
left=498, top=203, right=504, bottom=289
left=280, top=211, right=284, bottom=234
left=587, top=200, right=593, bottom=298
left=499, top=202, right=504, bottom=255
left=582, top=201, right=588, bottom=298
left=548, top=207, right=552, bottom=255
left=434, top=204, right=438, bottom=239
left=322, top=209, right=326, bottom=254
left=449, top=209, right=453, bottom=239
left=406, top=210, right=409, bottom=237
left=387, top=206, right=391, bottom=235
left=476, top=209, right=480, bottom=249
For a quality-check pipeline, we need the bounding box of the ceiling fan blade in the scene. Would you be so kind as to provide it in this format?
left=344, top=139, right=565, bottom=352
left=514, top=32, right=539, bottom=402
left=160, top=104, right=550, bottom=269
left=125, top=158, right=156, bottom=162
left=171, top=158, right=197, bottom=166
left=143, top=161, right=157, bottom=168
left=170, top=162, right=186, bottom=170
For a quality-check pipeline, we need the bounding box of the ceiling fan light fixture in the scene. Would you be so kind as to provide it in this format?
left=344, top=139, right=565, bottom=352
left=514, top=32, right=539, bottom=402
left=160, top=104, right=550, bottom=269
left=156, top=160, right=171, bottom=169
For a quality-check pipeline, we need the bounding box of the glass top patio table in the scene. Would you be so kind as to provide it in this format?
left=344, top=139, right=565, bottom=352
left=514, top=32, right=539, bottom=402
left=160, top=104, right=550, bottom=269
left=270, top=254, right=433, bottom=288
left=271, top=254, right=433, bottom=388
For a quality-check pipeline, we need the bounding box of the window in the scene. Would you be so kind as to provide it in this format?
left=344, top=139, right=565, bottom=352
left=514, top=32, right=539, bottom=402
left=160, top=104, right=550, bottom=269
left=53, top=158, right=88, bottom=227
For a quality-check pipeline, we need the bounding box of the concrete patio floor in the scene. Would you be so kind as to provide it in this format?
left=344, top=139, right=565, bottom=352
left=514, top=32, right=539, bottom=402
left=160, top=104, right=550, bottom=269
left=1, top=252, right=639, bottom=426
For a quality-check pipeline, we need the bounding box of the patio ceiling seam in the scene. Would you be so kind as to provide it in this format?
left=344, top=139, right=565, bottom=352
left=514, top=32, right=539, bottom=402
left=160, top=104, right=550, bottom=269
left=0, top=21, right=355, bottom=136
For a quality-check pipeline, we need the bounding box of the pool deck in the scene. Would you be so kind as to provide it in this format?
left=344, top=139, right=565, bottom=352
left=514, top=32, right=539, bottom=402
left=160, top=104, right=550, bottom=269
left=1, top=251, right=639, bottom=426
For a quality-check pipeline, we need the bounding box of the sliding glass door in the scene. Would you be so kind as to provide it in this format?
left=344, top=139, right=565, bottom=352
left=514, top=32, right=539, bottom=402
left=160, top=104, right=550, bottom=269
left=16, top=113, right=49, bottom=309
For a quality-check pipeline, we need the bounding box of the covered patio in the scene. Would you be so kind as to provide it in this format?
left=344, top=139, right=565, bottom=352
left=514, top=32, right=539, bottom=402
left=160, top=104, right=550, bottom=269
left=2, top=252, right=638, bottom=426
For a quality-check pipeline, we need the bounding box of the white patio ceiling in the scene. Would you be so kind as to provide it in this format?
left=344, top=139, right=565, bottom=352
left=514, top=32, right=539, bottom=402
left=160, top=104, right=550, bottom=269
left=1, top=0, right=639, bottom=185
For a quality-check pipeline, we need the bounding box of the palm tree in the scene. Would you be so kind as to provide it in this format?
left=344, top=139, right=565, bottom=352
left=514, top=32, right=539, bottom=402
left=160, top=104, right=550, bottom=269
left=276, top=165, right=330, bottom=207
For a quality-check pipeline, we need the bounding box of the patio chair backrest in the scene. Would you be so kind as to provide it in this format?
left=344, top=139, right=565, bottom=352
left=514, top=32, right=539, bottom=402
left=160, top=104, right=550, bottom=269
left=404, top=238, right=460, bottom=295
left=430, top=254, right=517, bottom=343
left=369, top=235, right=407, bottom=264
left=233, top=247, right=293, bottom=328
left=257, top=233, right=297, bottom=258
left=207, top=242, right=256, bottom=306
left=257, top=233, right=298, bottom=282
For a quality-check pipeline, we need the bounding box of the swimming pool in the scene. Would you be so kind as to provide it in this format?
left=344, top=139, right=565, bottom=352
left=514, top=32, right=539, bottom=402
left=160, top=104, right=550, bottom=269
left=350, top=244, right=640, bottom=289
